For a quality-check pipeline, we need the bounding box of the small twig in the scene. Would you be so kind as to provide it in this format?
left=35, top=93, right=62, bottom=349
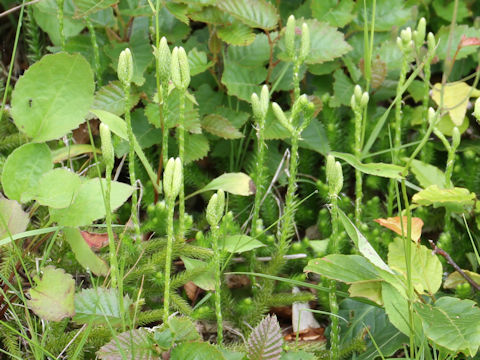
left=0, top=0, right=43, bottom=18
left=428, top=239, right=480, bottom=292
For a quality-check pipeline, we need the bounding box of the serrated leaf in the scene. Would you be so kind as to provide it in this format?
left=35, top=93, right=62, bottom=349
left=189, top=6, right=227, bottom=25
left=332, top=152, right=403, bottom=179
left=90, top=81, right=140, bottom=118
left=374, top=216, right=424, bottom=243
left=50, top=178, right=134, bottom=227
left=27, top=266, right=75, bottom=321
left=64, top=227, right=109, bottom=276
left=170, top=342, right=225, bottom=360
left=217, top=22, right=256, bottom=46
left=0, top=195, right=29, bottom=239
left=407, top=158, right=446, bottom=188
left=412, top=185, right=476, bottom=212
left=311, top=0, right=355, bottom=28
left=221, top=234, right=265, bottom=253
left=388, top=237, right=442, bottom=295
left=217, top=0, right=279, bottom=30
left=202, top=114, right=243, bottom=139
left=97, top=328, right=159, bottom=360
left=415, top=297, right=480, bottom=356
left=184, top=133, right=210, bottom=164
left=168, top=316, right=202, bottom=342
left=227, top=33, right=269, bottom=67
left=188, top=48, right=214, bottom=76
left=247, top=315, right=283, bottom=360
left=277, top=19, right=351, bottom=64
left=332, top=68, right=354, bottom=106
left=72, top=0, right=117, bottom=18
left=214, top=107, right=250, bottom=128
left=436, top=25, right=480, bottom=60
left=221, top=58, right=267, bottom=102
left=431, top=82, right=480, bottom=126
left=199, top=172, right=255, bottom=196
left=11, top=53, right=94, bottom=142
left=74, top=287, right=132, bottom=326
left=1, top=143, right=53, bottom=203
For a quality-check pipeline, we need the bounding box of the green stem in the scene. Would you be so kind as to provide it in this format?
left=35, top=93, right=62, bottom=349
left=211, top=223, right=223, bottom=344
left=293, top=61, right=301, bottom=101
left=251, top=117, right=267, bottom=237
left=124, top=85, right=140, bottom=237
left=86, top=18, right=102, bottom=87
left=354, top=108, right=363, bottom=226
left=163, top=196, right=175, bottom=323
left=328, top=194, right=339, bottom=360
left=420, top=59, right=432, bottom=162
left=178, top=92, right=185, bottom=238
left=56, top=0, right=65, bottom=50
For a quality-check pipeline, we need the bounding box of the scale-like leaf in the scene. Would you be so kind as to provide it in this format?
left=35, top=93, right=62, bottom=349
left=97, top=328, right=159, bottom=360
left=412, top=185, right=476, bottom=212
left=11, top=53, right=94, bottom=142
left=27, top=266, right=75, bottom=322
left=247, top=315, right=283, bottom=360
left=74, top=287, right=132, bottom=326
left=415, top=297, right=480, bottom=356
left=202, top=114, right=243, bottom=139
left=217, top=0, right=279, bottom=30
left=1, top=143, right=53, bottom=203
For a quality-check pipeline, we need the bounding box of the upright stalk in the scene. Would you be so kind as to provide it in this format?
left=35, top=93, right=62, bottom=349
left=86, top=18, right=102, bottom=87
left=56, top=0, right=65, bottom=50
left=118, top=49, right=140, bottom=237
left=206, top=190, right=225, bottom=344
left=326, top=155, right=343, bottom=360
left=162, top=158, right=182, bottom=322
left=420, top=31, right=436, bottom=162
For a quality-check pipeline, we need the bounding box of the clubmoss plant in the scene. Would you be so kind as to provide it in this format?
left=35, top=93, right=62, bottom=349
left=170, top=46, right=190, bottom=238
left=85, top=18, right=102, bottom=87
left=325, top=154, right=343, bottom=360
left=351, top=85, right=369, bottom=225
left=162, top=157, right=182, bottom=322
left=206, top=189, right=225, bottom=344
left=118, top=48, right=140, bottom=237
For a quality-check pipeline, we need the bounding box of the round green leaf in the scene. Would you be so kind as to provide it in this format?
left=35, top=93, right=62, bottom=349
left=35, top=169, right=82, bottom=208
left=1, top=143, right=53, bottom=203
left=170, top=342, right=226, bottom=360
left=11, top=53, right=94, bottom=142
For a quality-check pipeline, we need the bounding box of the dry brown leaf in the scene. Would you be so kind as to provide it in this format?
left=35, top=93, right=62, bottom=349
left=374, top=216, right=424, bottom=243
left=80, top=231, right=110, bottom=251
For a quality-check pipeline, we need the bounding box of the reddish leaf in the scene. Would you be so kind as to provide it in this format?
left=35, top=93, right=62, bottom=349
left=374, top=216, right=424, bottom=243
left=81, top=231, right=110, bottom=250
left=460, top=35, right=480, bottom=48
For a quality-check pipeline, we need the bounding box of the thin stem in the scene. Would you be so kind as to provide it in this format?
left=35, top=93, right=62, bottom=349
left=56, top=0, right=65, bottom=50
left=211, top=223, right=223, bottom=344
left=354, top=107, right=363, bottom=225
left=178, top=92, right=185, bottom=238
left=420, top=56, right=432, bottom=162
left=163, top=196, right=175, bottom=323
left=328, top=194, right=339, bottom=360
left=86, top=18, right=102, bottom=87
left=293, top=61, right=301, bottom=101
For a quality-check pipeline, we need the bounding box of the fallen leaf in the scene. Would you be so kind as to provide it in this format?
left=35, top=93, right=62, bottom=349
left=374, top=216, right=424, bottom=243
left=284, top=328, right=326, bottom=342
left=80, top=230, right=111, bottom=251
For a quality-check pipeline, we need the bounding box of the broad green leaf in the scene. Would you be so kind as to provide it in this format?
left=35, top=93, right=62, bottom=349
left=90, top=81, right=140, bottom=118
left=188, top=48, right=214, bottom=76
left=97, top=328, right=159, bottom=360
left=382, top=282, right=413, bottom=336
left=184, top=133, right=210, bottom=164
left=170, top=341, right=226, bottom=360
left=407, top=158, right=446, bottom=188
left=190, top=5, right=226, bottom=25
left=298, top=119, right=331, bottom=155
left=181, top=257, right=215, bottom=291
left=164, top=89, right=201, bottom=131
left=222, top=58, right=267, bottom=102
left=217, top=22, right=256, bottom=46
left=74, top=287, right=132, bottom=326
left=348, top=282, right=382, bottom=305
left=436, top=25, right=480, bottom=60
left=216, top=0, right=279, bottom=30
left=354, top=0, right=412, bottom=32
left=388, top=238, right=442, bottom=295
left=305, top=255, right=381, bottom=283
left=33, top=0, right=85, bottom=46
left=0, top=195, right=29, bottom=239
left=156, top=6, right=190, bottom=42
left=339, top=299, right=408, bottom=360
left=52, top=144, right=101, bottom=163
left=281, top=351, right=315, bottom=360
left=214, top=107, right=250, bottom=128
left=431, top=82, right=480, bottom=126
left=443, top=270, right=480, bottom=289
left=432, top=0, right=471, bottom=22
left=277, top=19, right=352, bottom=64
left=1, top=143, right=53, bottom=203
left=332, top=68, right=354, bottom=106
left=412, top=185, right=476, bottom=212
left=168, top=317, right=202, bottom=342
left=436, top=113, right=469, bottom=136
left=35, top=169, right=82, bottom=209
left=227, top=34, right=269, bottom=67
left=338, top=208, right=393, bottom=274
left=311, top=0, right=355, bottom=27
left=415, top=297, right=480, bottom=356
left=264, top=108, right=290, bottom=140
left=72, top=0, right=117, bottom=17
left=64, top=227, right=109, bottom=276
left=221, top=234, right=265, bottom=253
left=202, top=114, right=243, bottom=139
left=333, top=152, right=403, bottom=179
left=50, top=179, right=133, bottom=227
left=11, top=53, right=94, bottom=142
left=199, top=173, right=255, bottom=196
left=27, top=266, right=75, bottom=321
